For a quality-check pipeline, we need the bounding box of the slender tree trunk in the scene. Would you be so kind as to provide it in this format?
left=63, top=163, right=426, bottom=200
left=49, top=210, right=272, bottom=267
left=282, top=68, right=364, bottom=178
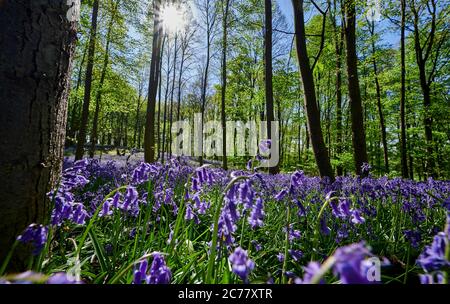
left=291, top=0, right=334, bottom=180
left=144, top=0, right=164, bottom=163
left=89, top=1, right=119, bottom=158
left=0, top=0, right=79, bottom=270
left=133, top=86, right=143, bottom=148
left=331, top=0, right=344, bottom=176
left=177, top=40, right=186, bottom=122
left=399, top=0, right=409, bottom=178
left=68, top=43, right=88, bottom=145
left=168, top=34, right=178, bottom=158
left=344, top=0, right=368, bottom=176
left=265, top=0, right=280, bottom=174
left=157, top=36, right=166, bottom=161
left=411, top=0, right=438, bottom=178
left=162, top=36, right=172, bottom=164
left=221, top=0, right=231, bottom=170
left=75, top=0, right=99, bottom=160
left=369, top=21, right=389, bottom=173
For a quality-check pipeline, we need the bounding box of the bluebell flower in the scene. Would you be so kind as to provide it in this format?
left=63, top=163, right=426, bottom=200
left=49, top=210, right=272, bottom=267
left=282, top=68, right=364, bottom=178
left=229, top=247, right=255, bottom=283
left=133, top=260, right=148, bottom=284
left=17, top=224, right=48, bottom=255
left=332, top=242, right=373, bottom=284
left=47, top=273, right=82, bottom=284
left=417, top=232, right=449, bottom=272
left=277, top=253, right=285, bottom=262
left=146, top=253, right=172, bottom=284
left=289, top=250, right=304, bottom=262
left=248, top=197, right=265, bottom=229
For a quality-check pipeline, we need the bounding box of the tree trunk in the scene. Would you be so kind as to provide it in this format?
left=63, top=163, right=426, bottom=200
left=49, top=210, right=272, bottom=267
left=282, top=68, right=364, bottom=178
left=144, top=0, right=164, bottom=163
left=369, top=20, right=389, bottom=174
left=292, top=0, right=335, bottom=180
left=265, top=0, right=280, bottom=174
left=344, top=0, right=368, bottom=176
left=0, top=0, right=78, bottom=270
left=162, top=36, right=171, bottom=164
left=89, top=1, right=119, bottom=158
left=68, top=43, right=87, bottom=145
left=331, top=0, right=344, bottom=176
left=400, top=0, right=409, bottom=178
left=157, top=36, right=166, bottom=161
left=133, top=80, right=144, bottom=148
left=221, top=0, right=231, bottom=170
left=168, top=34, right=178, bottom=158
left=75, top=0, right=99, bottom=160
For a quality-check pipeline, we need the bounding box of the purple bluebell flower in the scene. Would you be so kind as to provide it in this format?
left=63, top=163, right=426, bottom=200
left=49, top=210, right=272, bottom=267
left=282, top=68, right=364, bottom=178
left=133, top=260, right=149, bottom=284
left=332, top=242, right=373, bottom=284
left=275, top=189, right=288, bottom=201
left=417, top=232, right=449, bottom=272
left=17, top=224, right=48, bottom=255
left=47, top=273, right=82, bottom=284
left=289, top=250, right=304, bottom=262
left=251, top=241, right=262, bottom=252
left=121, top=186, right=140, bottom=217
left=320, top=217, right=331, bottom=236
left=350, top=209, right=365, bottom=224
left=146, top=253, right=172, bottom=284
left=419, top=273, right=444, bottom=284
left=229, top=247, right=255, bottom=282
left=404, top=230, right=421, bottom=249
left=297, top=262, right=324, bottom=284
left=277, top=253, right=285, bottom=262
left=248, top=197, right=265, bottom=229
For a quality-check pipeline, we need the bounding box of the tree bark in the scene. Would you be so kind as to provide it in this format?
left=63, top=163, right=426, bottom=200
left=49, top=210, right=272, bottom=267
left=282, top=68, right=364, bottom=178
left=75, top=0, right=99, bottom=160
left=221, top=0, right=231, bottom=170
left=331, top=0, right=344, bottom=176
left=369, top=20, right=389, bottom=174
left=144, top=0, right=164, bottom=163
left=0, top=0, right=78, bottom=269
left=292, top=0, right=334, bottom=180
left=265, top=0, right=280, bottom=174
left=400, top=0, right=409, bottom=178
left=89, top=0, right=119, bottom=158
left=344, top=0, right=368, bottom=176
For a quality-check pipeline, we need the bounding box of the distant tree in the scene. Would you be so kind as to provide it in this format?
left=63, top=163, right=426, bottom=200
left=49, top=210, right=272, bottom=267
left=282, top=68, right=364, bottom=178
left=76, top=0, right=100, bottom=160
left=343, top=0, right=368, bottom=176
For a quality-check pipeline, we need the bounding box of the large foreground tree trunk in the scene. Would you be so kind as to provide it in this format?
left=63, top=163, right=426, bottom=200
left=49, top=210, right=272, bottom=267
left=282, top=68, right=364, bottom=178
left=0, top=0, right=79, bottom=270
left=292, top=0, right=335, bottom=181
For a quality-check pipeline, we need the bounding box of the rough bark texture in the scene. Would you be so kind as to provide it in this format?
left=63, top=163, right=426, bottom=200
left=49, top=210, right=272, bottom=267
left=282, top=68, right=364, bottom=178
left=144, top=0, right=164, bottom=163
left=0, top=0, right=78, bottom=270
left=344, top=0, right=368, bottom=176
left=75, top=0, right=99, bottom=160
left=292, top=0, right=335, bottom=181
left=265, top=0, right=280, bottom=174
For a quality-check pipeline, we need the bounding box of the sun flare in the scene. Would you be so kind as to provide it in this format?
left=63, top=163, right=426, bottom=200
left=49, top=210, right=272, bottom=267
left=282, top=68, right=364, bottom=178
left=160, top=4, right=186, bottom=34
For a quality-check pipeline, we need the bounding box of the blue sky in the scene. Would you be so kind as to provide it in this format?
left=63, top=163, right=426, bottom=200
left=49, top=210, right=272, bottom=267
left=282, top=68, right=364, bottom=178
left=276, top=0, right=400, bottom=48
